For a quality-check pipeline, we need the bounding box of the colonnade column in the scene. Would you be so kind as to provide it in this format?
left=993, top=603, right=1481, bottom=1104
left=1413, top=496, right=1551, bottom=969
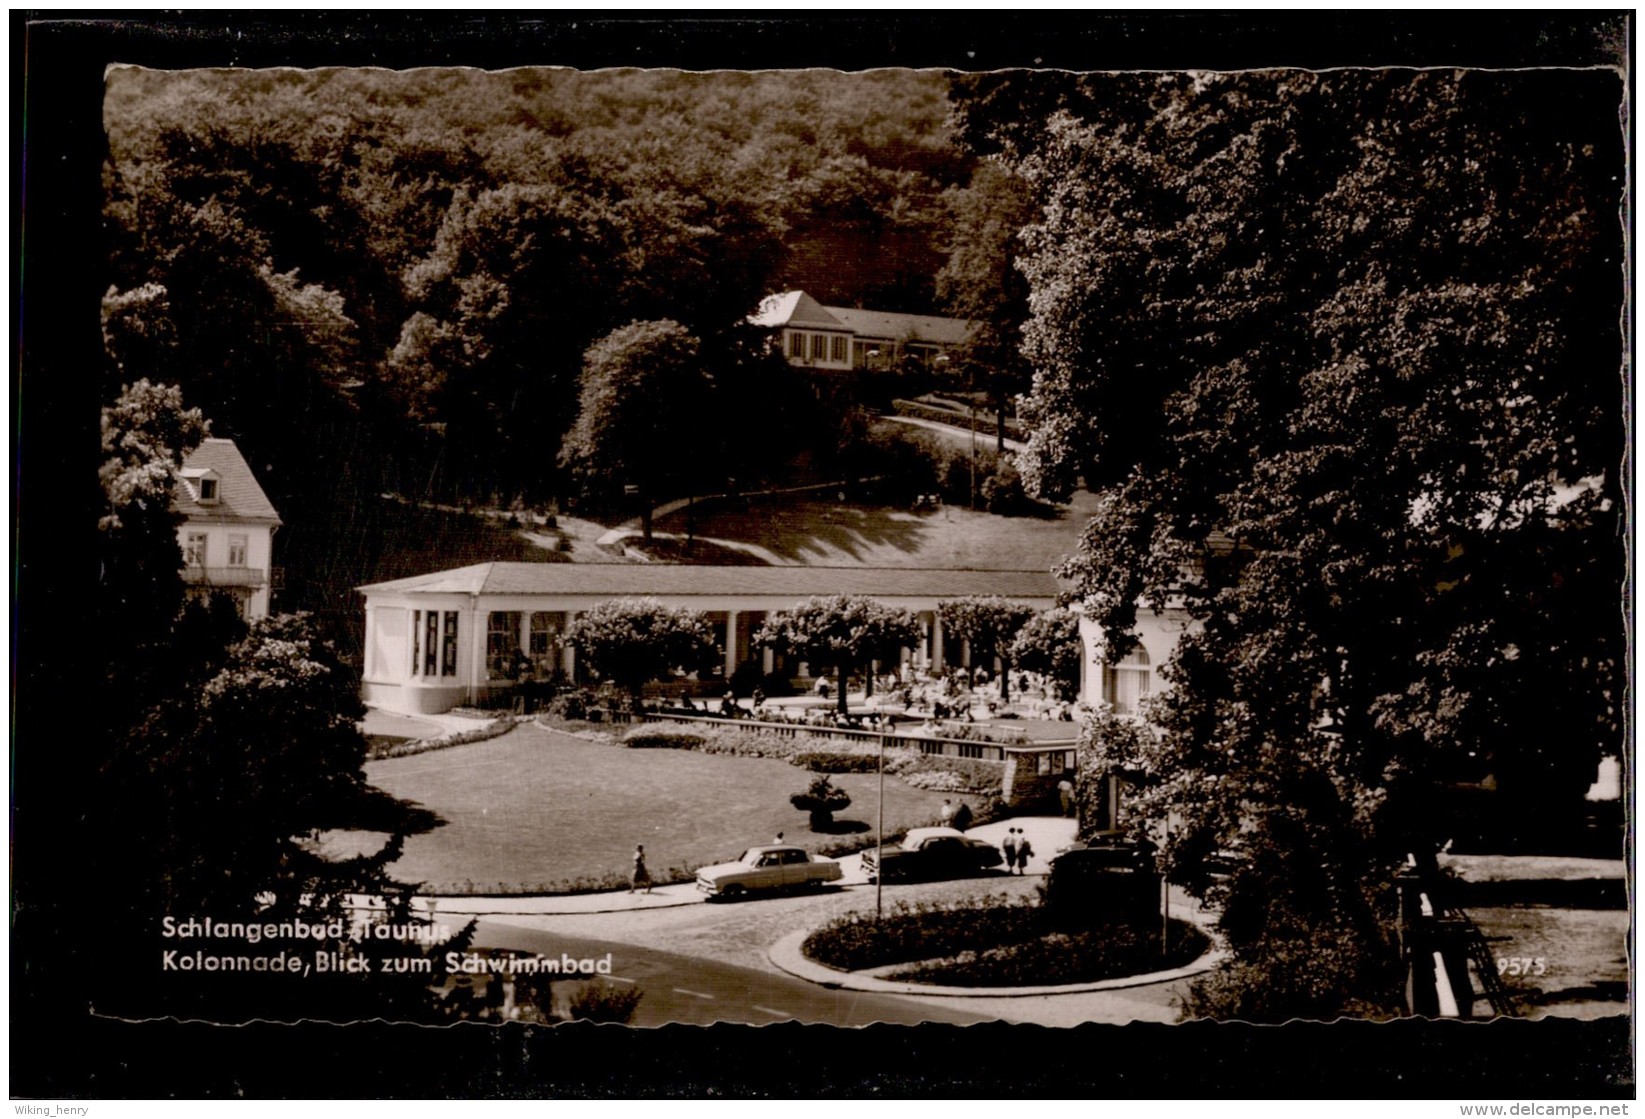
left=931, top=611, right=945, bottom=672
left=724, top=610, right=740, bottom=678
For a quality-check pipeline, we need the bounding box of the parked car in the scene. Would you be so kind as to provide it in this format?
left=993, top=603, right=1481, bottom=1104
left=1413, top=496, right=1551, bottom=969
left=861, top=826, right=1005, bottom=883
left=695, top=845, right=842, bottom=901
left=1049, top=839, right=1156, bottom=875
left=1044, top=839, right=1161, bottom=925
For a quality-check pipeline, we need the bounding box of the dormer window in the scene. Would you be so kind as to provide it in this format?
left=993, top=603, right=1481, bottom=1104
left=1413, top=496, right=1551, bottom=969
left=198, top=477, right=218, bottom=503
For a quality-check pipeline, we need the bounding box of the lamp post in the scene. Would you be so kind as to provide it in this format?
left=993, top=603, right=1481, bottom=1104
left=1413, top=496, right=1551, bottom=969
left=875, top=730, right=886, bottom=922
left=1160, top=815, right=1171, bottom=956
left=969, top=399, right=978, bottom=510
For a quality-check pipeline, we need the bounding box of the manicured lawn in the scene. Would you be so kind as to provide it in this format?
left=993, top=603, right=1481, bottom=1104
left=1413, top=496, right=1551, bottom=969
left=650, top=489, right=1100, bottom=571
left=356, top=723, right=959, bottom=893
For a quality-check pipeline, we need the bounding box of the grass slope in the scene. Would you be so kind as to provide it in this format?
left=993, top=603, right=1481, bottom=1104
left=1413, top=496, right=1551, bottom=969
left=649, top=489, right=1100, bottom=570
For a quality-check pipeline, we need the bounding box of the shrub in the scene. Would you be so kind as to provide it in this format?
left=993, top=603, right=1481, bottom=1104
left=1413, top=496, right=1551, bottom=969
left=546, top=689, right=594, bottom=721
left=1181, top=934, right=1399, bottom=1022
left=794, top=750, right=882, bottom=774
left=979, top=457, right=1029, bottom=514
left=899, top=755, right=1003, bottom=795
left=901, top=769, right=970, bottom=793
left=621, top=726, right=706, bottom=750
left=568, top=982, right=645, bottom=1024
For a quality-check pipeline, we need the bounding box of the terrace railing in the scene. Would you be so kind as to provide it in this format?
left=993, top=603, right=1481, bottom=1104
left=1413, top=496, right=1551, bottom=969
left=633, top=710, right=1074, bottom=761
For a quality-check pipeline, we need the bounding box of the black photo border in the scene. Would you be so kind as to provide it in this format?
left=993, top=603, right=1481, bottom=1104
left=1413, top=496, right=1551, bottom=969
left=12, top=10, right=1634, bottom=1100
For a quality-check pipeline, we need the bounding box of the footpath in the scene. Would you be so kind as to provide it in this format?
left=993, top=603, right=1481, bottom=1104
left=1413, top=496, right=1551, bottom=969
left=376, top=816, right=1085, bottom=917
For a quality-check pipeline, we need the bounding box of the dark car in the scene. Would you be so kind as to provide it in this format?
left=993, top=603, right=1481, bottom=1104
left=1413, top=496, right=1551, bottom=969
left=1045, top=840, right=1161, bottom=924
left=861, top=827, right=1005, bottom=883
left=1049, top=840, right=1156, bottom=875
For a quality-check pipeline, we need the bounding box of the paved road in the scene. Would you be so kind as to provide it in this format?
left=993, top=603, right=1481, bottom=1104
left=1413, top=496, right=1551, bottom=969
left=473, top=919, right=992, bottom=1027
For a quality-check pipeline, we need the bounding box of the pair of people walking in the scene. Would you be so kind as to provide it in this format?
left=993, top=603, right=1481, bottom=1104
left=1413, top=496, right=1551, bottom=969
left=1000, top=827, right=1034, bottom=875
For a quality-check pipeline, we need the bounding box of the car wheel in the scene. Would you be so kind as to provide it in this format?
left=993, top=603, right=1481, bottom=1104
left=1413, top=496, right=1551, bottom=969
left=722, top=884, right=747, bottom=901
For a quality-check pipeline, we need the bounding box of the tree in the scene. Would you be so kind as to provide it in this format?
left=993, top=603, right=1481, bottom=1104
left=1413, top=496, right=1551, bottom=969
left=756, top=596, right=920, bottom=715
left=559, top=319, right=713, bottom=540
left=97, top=608, right=473, bottom=1022
left=936, top=597, right=1037, bottom=701
left=1009, top=606, right=1084, bottom=701
left=96, top=379, right=208, bottom=742
left=565, top=598, right=718, bottom=705
left=964, top=69, right=1624, bottom=1018
left=936, top=161, right=1035, bottom=452
left=390, top=182, right=625, bottom=499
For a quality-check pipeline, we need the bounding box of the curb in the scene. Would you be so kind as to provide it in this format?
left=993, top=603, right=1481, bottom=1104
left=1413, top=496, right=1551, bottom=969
left=766, top=905, right=1227, bottom=998
left=348, top=886, right=706, bottom=918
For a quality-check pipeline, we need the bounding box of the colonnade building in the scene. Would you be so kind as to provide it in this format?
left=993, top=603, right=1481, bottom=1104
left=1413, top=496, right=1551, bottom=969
left=358, top=562, right=1064, bottom=715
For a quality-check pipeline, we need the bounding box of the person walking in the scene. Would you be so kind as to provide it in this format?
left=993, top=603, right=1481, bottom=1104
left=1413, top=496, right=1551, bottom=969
left=1001, top=828, right=1020, bottom=875
left=1015, top=829, right=1035, bottom=875
left=629, top=844, right=651, bottom=894
left=939, top=799, right=954, bottom=827
left=952, top=801, right=973, bottom=833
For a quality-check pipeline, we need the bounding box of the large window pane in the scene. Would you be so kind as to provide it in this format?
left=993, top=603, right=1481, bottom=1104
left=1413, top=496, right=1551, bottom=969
left=488, top=611, right=522, bottom=677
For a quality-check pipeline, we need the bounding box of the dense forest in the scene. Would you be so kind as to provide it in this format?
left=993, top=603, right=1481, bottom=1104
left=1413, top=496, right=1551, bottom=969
left=102, top=67, right=993, bottom=638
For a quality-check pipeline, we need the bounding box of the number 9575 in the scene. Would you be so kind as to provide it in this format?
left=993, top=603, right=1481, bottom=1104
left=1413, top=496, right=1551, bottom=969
left=1496, top=956, right=1547, bottom=976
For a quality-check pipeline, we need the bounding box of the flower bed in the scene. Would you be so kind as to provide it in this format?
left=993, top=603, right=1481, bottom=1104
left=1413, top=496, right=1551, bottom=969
left=887, top=920, right=1208, bottom=987
left=803, top=894, right=1042, bottom=971
left=366, top=716, right=520, bottom=760
left=621, top=726, right=707, bottom=750
left=607, top=721, right=1004, bottom=796
left=802, top=894, right=1208, bottom=987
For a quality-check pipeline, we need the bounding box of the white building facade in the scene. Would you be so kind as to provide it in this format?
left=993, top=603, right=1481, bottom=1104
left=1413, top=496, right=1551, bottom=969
left=358, top=563, right=1060, bottom=715
left=750, top=290, right=977, bottom=373
left=174, top=438, right=281, bottom=619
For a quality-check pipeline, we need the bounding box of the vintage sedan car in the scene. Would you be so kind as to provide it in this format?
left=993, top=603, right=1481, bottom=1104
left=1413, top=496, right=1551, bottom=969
left=860, top=826, right=1005, bottom=883
left=695, top=845, right=843, bottom=901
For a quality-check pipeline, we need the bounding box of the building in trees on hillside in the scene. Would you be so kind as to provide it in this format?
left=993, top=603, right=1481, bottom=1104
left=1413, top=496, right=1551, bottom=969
left=751, top=290, right=976, bottom=373
left=357, top=562, right=1057, bottom=715
left=173, top=437, right=281, bottom=619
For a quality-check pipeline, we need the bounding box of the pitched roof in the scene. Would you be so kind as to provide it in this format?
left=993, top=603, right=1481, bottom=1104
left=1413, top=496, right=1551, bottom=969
left=173, top=438, right=281, bottom=523
left=819, top=304, right=975, bottom=348
left=359, top=562, right=1061, bottom=600
left=749, top=291, right=976, bottom=347
left=749, top=291, right=845, bottom=330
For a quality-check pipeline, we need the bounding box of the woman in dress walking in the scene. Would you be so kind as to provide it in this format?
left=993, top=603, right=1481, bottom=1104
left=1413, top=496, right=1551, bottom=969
left=630, top=844, right=651, bottom=894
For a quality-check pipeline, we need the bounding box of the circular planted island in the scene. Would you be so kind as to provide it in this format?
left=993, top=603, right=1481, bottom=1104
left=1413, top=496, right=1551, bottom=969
left=800, top=892, right=1210, bottom=988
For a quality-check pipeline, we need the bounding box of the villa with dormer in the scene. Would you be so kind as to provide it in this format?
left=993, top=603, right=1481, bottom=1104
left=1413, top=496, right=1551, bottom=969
left=174, top=437, right=282, bottom=619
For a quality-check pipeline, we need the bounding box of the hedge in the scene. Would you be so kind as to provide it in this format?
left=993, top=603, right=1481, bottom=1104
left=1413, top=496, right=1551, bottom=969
left=620, top=725, right=706, bottom=749
left=794, top=750, right=882, bottom=774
